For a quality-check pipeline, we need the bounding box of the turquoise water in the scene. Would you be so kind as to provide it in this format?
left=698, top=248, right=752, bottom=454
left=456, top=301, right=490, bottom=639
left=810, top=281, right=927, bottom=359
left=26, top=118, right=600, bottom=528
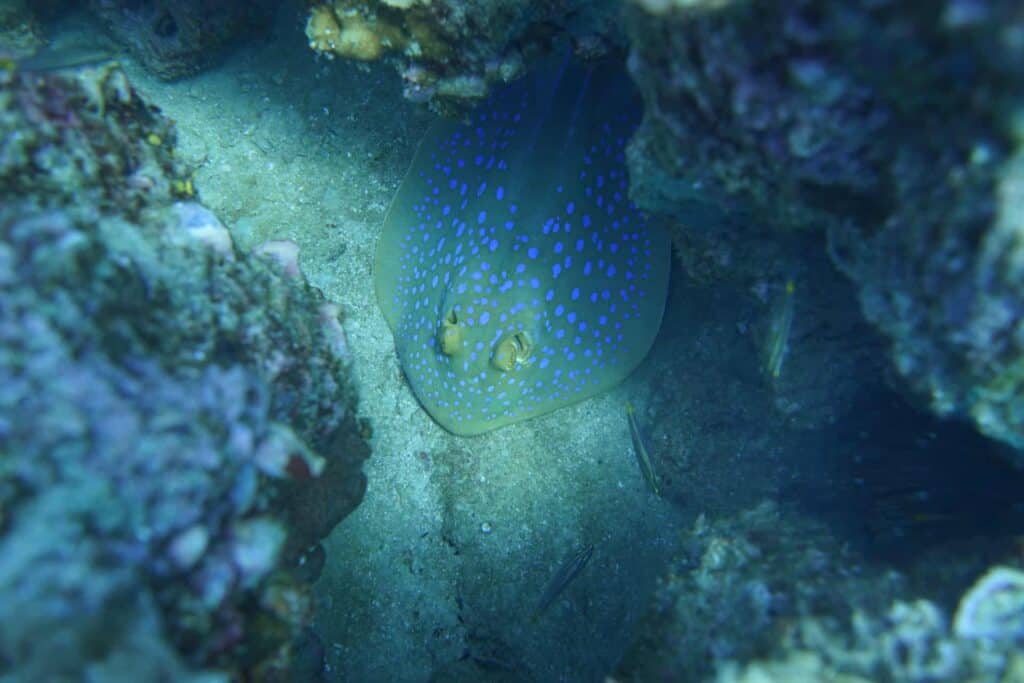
left=3, top=4, right=1024, bottom=682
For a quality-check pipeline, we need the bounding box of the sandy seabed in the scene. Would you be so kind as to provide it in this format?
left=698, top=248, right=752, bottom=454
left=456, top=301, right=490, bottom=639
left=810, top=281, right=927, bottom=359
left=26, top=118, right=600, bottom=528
left=99, top=10, right=688, bottom=681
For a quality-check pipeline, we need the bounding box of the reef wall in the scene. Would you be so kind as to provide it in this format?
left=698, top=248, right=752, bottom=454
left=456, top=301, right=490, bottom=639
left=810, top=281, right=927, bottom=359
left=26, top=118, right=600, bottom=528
left=86, top=0, right=276, bottom=80
left=623, top=0, right=1024, bottom=455
left=3, top=0, right=275, bottom=80
left=0, top=63, right=369, bottom=680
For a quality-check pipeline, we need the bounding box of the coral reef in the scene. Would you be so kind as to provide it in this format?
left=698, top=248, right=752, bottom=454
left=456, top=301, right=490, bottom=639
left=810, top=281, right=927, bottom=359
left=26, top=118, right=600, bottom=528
left=623, top=0, right=1024, bottom=455
left=304, top=0, right=622, bottom=108
left=0, top=63, right=368, bottom=679
left=839, top=140, right=1024, bottom=454
left=714, top=563, right=1024, bottom=683
left=87, top=0, right=275, bottom=80
left=615, top=503, right=1024, bottom=682
left=614, top=502, right=893, bottom=681
left=625, top=1, right=891, bottom=237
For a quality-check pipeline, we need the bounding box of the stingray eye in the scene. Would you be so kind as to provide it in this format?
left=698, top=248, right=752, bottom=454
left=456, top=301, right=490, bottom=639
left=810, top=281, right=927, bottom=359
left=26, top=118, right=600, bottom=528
left=491, top=331, right=532, bottom=372
left=439, top=308, right=462, bottom=356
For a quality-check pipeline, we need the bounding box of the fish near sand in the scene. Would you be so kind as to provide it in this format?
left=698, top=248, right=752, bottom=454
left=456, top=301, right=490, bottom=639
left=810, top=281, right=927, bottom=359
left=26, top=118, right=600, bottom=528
left=375, top=57, right=671, bottom=435
left=626, top=401, right=661, bottom=496
left=532, top=543, right=594, bottom=621
left=762, top=279, right=796, bottom=381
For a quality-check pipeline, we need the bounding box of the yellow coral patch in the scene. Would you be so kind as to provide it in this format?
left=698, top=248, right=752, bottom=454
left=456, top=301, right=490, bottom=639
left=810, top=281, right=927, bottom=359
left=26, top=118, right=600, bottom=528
left=306, top=5, right=343, bottom=54
left=334, top=12, right=386, bottom=60
left=305, top=4, right=405, bottom=61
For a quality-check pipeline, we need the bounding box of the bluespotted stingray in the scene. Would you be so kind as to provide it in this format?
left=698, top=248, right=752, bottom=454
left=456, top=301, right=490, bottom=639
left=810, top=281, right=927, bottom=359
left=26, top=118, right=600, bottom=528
left=375, top=59, right=670, bottom=435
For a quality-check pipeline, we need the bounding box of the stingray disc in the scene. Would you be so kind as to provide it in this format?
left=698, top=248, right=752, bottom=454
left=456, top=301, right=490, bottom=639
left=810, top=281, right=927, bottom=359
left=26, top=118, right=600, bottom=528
left=375, top=60, right=670, bottom=435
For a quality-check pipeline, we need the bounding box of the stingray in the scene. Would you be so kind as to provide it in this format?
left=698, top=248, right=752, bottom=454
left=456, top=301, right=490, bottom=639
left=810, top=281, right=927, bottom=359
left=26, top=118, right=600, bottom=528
left=375, top=58, right=670, bottom=435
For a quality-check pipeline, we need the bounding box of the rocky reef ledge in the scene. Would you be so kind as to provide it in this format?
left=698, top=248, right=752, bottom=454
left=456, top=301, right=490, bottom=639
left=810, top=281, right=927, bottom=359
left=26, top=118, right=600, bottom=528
left=0, top=63, right=370, bottom=681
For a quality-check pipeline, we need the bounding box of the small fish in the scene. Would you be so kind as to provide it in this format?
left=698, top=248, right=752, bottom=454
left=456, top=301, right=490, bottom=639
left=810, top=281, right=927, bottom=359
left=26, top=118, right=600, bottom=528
left=763, top=279, right=796, bottom=380
left=532, top=543, right=594, bottom=621
left=626, top=401, right=661, bottom=496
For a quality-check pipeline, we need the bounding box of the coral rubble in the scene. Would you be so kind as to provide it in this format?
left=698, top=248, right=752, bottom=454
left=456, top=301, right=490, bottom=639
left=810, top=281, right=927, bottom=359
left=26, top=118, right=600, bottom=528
left=0, top=63, right=368, bottom=679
